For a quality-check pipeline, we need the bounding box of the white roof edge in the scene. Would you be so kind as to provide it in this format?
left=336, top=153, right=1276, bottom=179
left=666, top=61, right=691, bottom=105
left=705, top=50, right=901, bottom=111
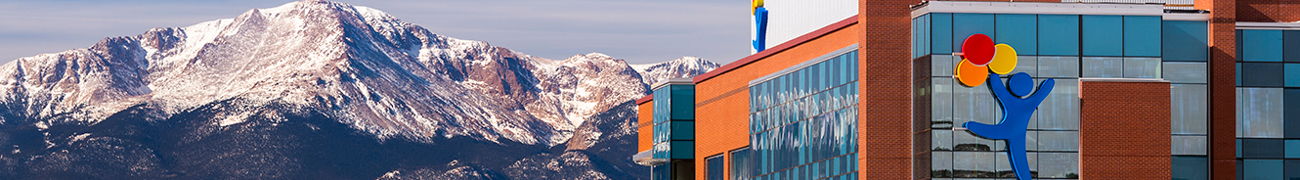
left=1237, top=22, right=1300, bottom=30
left=651, top=78, right=694, bottom=90
left=1162, top=13, right=1210, bottom=21
left=912, top=1, right=1164, bottom=18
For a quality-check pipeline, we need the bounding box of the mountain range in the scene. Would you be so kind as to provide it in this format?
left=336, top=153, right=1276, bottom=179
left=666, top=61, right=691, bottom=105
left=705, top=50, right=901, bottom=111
left=0, top=0, right=719, bottom=179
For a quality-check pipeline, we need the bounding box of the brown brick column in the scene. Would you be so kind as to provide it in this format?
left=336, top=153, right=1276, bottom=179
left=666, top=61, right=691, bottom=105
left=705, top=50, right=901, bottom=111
left=1198, top=0, right=1238, bottom=179
left=1079, top=80, right=1172, bottom=179
left=859, top=0, right=914, bottom=179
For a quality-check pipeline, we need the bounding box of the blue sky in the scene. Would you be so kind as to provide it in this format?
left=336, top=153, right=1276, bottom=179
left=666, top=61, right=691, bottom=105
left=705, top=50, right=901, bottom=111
left=0, top=0, right=750, bottom=65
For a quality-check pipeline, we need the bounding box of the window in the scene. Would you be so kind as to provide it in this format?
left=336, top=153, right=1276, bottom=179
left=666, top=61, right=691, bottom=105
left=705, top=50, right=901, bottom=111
left=1242, top=159, right=1283, bottom=180
left=932, top=13, right=953, bottom=55
left=1172, top=156, right=1208, bottom=180
left=932, top=151, right=953, bottom=178
left=1038, top=56, right=1080, bottom=78
left=1163, top=21, right=1209, bottom=61
left=1241, top=30, right=1283, bottom=62
left=1242, top=139, right=1284, bottom=158
left=1039, top=15, right=1079, bottom=56
left=1017, top=56, right=1039, bottom=77
left=1287, top=89, right=1300, bottom=138
left=1038, top=152, right=1079, bottom=178
left=1164, top=62, right=1208, bottom=83
left=1083, top=15, right=1123, bottom=56
left=1124, top=16, right=1161, bottom=57
left=1239, top=88, right=1284, bottom=138
left=1171, top=84, right=1208, bottom=134
left=1039, top=131, right=1080, bottom=151
left=1036, top=79, right=1080, bottom=130
left=1172, top=135, right=1207, bottom=155
left=1286, top=30, right=1300, bottom=62
left=1083, top=57, right=1123, bottom=78
left=932, top=77, right=954, bottom=129
left=952, top=13, right=995, bottom=53
left=1240, top=63, right=1284, bottom=87
left=1287, top=160, right=1300, bottom=180
left=1122, top=57, right=1161, bottom=78
left=996, top=14, right=1037, bottom=55
left=731, top=148, right=752, bottom=180
left=706, top=154, right=724, bottom=180
left=932, top=55, right=954, bottom=77
left=1287, top=64, right=1300, bottom=87
left=1287, top=140, right=1300, bottom=158
left=953, top=151, right=995, bottom=177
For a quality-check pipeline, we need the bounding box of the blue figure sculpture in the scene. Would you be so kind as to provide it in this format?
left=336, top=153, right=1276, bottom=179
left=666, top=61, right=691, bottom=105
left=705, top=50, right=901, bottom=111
left=752, top=7, right=769, bottom=52
left=963, top=72, right=1053, bottom=180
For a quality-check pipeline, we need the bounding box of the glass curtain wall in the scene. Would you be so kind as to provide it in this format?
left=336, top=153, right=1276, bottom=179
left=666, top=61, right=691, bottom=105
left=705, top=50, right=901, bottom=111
left=1164, top=20, right=1210, bottom=180
left=1235, top=29, right=1300, bottom=180
left=744, top=49, right=860, bottom=180
left=913, top=12, right=1167, bottom=179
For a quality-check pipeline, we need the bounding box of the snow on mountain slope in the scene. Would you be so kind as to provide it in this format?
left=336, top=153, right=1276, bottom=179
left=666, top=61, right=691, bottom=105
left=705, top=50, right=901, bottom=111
left=630, top=56, right=721, bottom=86
left=0, top=0, right=718, bottom=147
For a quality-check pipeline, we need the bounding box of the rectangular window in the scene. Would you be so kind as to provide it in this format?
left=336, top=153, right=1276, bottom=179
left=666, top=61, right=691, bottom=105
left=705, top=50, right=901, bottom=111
left=1288, top=89, right=1300, bottom=138
left=1122, top=57, right=1161, bottom=78
left=996, top=14, right=1037, bottom=55
left=1172, top=156, right=1208, bottom=180
left=1017, top=56, right=1039, bottom=77
left=933, top=13, right=953, bottom=55
left=706, top=154, right=724, bottom=180
left=1287, top=160, right=1300, bottom=180
left=1039, top=15, right=1080, bottom=56
left=1287, top=30, right=1300, bottom=62
left=1239, top=88, right=1284, bottom=138
left=952, top=13, right=995, bottom=54
left=932, top=151, right=953, bottom=178
left=1240, top=63, right=1284, bottom=87
left=952, top=151, right=995, bottom=178
left=932, top=55, right=954, bottom=77
left=1039, top=131, right=1080, bottom=151
left=1038, top=56, right=1080, bottom=78
left=1171, top=84, right=1208, bottom=135
left=1082, top=57, right=1124, bottom=78
left=1287, top=140, right=1300, bottom=158
left=1243, top=159, right=1283, bottom=180
left=1123, top=16, right=1161, bottom=57
left=1037, top=79, right=1080, bottom=130
left=1287, top=64, right=1300, bottom=87
left=1242, top=139, right=1284, bottom=158
left=1083, top=15, right=1123, bottom=56
left=932, top=77, right=954, bottom=129
left=1163, top=62, right=1208, bottom=83
left=1242, top=29, right=1284, bottom=62
left=1163, top=21, right=1209, bottom=61
left=1172, top=135, right=1207, bottom=155
left=1038, top=152, right=1079, bottom=178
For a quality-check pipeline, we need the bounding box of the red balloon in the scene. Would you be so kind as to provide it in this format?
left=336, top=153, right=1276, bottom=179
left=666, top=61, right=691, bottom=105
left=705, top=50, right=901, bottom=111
left=962, top=34, right=995, bottom=66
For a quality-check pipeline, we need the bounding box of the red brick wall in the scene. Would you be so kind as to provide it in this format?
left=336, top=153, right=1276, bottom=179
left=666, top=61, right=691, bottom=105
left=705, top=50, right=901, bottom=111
left=859, top=0, right=914, bottom=179
left=1079, top=81, right=1172, bottom=179
left=1236, top=0, right=1300, bottom=22
left=1200, top=0, right=1239, bottom=179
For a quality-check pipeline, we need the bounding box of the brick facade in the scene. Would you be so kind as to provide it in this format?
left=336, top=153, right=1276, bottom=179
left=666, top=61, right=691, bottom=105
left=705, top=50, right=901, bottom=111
left=859, top=1, right=915, bottom=179
left=1235, top=0, right=1300, bottom=22
left=1203, top=0, right=1240, bottom=179
left=1079, top=80, right=1173, bottom=179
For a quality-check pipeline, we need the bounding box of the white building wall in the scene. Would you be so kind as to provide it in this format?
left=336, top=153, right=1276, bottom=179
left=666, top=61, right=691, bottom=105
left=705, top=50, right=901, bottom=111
left=753, top=0, right=857, bottom=53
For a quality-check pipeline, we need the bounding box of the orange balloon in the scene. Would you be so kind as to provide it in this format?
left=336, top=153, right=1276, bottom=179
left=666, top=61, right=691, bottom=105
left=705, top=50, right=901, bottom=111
left=955, top=59, right=989, bottom=87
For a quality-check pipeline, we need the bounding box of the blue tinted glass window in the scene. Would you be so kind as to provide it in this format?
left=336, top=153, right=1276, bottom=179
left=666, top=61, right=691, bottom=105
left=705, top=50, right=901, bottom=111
left=1287, top=64, right=1300, bottom=87
left=707, top=155, right=724, bottom=180
left=996, top=14, right=1037, bottom=55
left=1242, top=139, right=1284, bottom=158
left=1242, top=29, right=1284, bottom=62
left=1287, top=160, right=1300, bottom=180
left=1083, top=15, right=1123, bottom=56
left=1241, top=63, right=1284, bottom=87
left=1172, top=156, right=1207, bottom=180
left=952, top=13, right=995, bottom=52
left=1287, top=89, right=1300, bottom=138
left=1243, top=159, right=1283, bottom=180
left=1285, top=30, right=1300, bottom=62
left=1124, top=16, right=1161, bottom=57
left=933, top=13, right=953, bottom=54
left=1039, top=15, right=1079, bottom=56
left=1163, top=21, right=1209, bottom=61
left=1287, top=140, right=1300, bottom=158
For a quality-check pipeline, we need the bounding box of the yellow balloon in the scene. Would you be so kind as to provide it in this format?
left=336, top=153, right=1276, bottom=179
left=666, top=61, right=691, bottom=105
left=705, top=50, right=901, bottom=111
left=752, top=0, right=764, bottom=14
left=988, top=44, right=1018, bottom=75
